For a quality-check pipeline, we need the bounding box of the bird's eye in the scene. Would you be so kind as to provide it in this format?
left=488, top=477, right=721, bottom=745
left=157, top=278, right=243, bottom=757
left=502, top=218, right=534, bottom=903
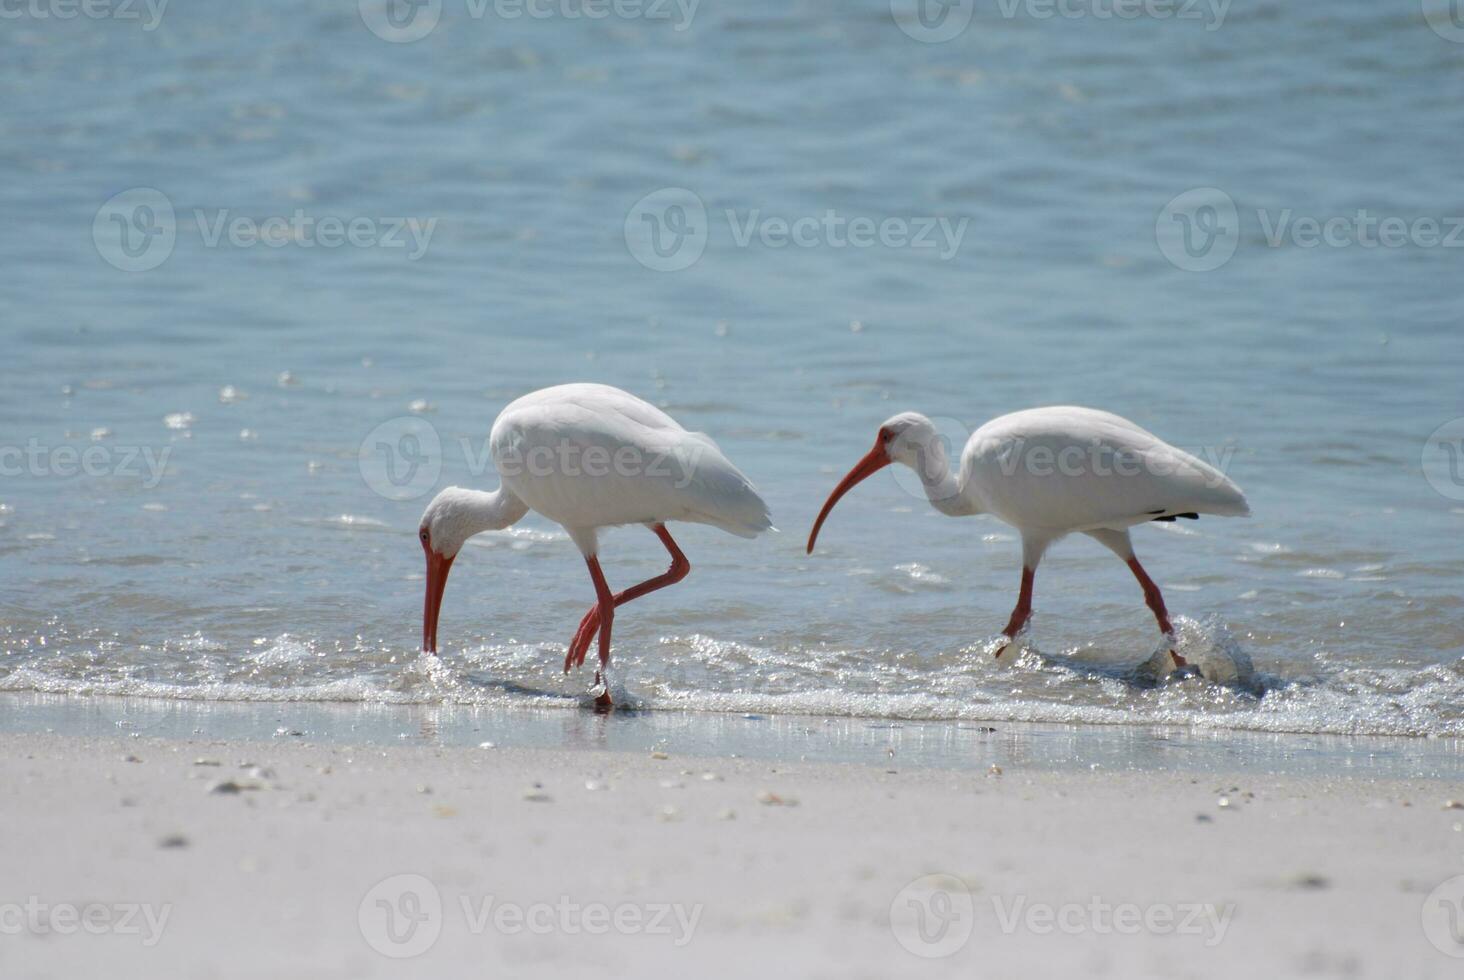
left=419, top=528, right=430, bottom=544
left=879, top=428, right=894, bottom=444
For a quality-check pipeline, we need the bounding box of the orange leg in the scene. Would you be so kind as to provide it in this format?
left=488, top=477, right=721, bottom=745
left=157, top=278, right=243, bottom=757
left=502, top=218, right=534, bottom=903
left=563, top=525, right=691, bottom=689
left=580, top=554, right=616, bottom=711
left=992, top=566, right=1035, bottom=659
left=1126, top=557, right=1186, bottom=667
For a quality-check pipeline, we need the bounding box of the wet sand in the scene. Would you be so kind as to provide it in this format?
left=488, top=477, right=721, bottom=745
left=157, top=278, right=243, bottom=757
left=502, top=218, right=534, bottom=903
left=6, top=729, right=1464, bottom=978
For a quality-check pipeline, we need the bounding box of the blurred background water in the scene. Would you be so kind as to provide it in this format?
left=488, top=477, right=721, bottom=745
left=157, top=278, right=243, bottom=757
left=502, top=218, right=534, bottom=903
left=1, top=0, right=1462, bottom=737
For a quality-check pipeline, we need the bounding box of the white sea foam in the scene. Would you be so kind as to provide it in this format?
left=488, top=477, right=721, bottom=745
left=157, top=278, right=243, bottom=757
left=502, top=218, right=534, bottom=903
left=1, top=618, right=1459, bottom=738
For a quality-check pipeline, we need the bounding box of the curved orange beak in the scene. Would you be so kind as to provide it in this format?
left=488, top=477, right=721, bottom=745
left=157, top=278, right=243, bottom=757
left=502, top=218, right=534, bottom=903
left=806, top=437, right=892, bottom=554
left=422, top=543, right=455, bottom=654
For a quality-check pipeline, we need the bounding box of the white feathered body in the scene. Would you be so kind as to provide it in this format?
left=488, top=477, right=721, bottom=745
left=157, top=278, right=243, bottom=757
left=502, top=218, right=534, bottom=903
left=961, top=406, right=1249, bottom=536
left=490, top=384, right=772, bottom=540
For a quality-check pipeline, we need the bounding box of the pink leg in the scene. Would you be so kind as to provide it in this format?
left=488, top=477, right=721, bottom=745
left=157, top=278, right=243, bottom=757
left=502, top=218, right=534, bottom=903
left=563, top=525, right=692, bottom=685
left=1126, top=557, right=1186, bottom=667
left=581, top=554, right=616, bottom=712
left=992, top=566, right=1035, bottom=659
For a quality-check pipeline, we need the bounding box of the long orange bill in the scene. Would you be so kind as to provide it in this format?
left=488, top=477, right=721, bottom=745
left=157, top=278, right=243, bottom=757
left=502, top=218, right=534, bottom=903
left=806, top=440, right=892, bottom=554
left=422, top=547, right=455, bottom=654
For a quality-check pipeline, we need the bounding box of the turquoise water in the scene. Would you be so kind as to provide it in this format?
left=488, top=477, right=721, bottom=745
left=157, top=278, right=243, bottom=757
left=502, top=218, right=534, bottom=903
left=2, top=0, right=1462, bottom=737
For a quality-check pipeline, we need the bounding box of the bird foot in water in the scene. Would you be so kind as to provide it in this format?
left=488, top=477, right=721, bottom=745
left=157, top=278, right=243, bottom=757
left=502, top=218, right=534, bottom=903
left=590, top=671, right=613, bottom=713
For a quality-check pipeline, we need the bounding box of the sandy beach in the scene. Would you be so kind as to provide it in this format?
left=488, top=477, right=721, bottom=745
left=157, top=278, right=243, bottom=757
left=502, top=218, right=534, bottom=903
left=6, top=726, right=1463, bottom=978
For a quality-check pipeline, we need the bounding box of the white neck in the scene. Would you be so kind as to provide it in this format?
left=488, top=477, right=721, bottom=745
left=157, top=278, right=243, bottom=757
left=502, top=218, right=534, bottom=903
left=431, top=485, right=530, bottom=553
left=460, top=486, right=530, bottom=534
left=907, top=437, right=979, bottom=517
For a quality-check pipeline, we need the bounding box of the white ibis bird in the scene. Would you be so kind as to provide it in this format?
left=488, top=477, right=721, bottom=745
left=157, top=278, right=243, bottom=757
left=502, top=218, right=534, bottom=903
left=806, top=407, right=1248, bottom=666
left=418, top=383, right=772, bottom=709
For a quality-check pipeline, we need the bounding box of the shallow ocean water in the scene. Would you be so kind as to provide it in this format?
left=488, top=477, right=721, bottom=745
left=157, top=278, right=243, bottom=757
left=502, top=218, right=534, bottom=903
left=2, top=0, right=1462, bottom=738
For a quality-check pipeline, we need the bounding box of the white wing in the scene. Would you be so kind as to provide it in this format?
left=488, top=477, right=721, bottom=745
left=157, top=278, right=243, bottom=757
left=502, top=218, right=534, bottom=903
left=489, top=384, right=772, bottom=538
left=962, top=406, right=1249, bottom=534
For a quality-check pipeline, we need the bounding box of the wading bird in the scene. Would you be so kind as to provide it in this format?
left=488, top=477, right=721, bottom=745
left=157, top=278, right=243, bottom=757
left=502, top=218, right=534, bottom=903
left=418, top=383, right=772, bottom=710
left=806, top=407, right=1248, bottom=666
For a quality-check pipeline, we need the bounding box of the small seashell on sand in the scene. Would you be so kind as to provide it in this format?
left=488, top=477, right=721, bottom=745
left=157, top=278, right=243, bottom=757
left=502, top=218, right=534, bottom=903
left=757, top=790, right=798, bottom=807
left=194, top=758, right=222, bottom=767
left=987, top=764, right=1003, bottom=777
left=1289, top=873, right=1330, bottom=890
left=650, top=750, right=670, bottom=760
